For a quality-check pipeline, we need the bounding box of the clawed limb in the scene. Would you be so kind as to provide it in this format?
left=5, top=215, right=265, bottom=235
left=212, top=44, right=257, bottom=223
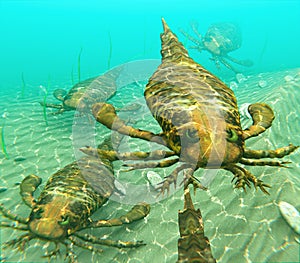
left=42, top=242, right=62, bottom=260
left=181, top=169, right=207, bottom=194
left=155, top=163, right=189, bottom=196
left=42, top=241, right=80, bottom=263
left=239, top=158, right=291, bottom=167
left=0, top=203, right=28, bottom=224
left=70, top=203, right=150, bottom=250
left=217, top=56, right=241, bottom=73
left=123, top=158, right=179, bottom=171
left=242, top=103, right=275, bottom=140
left=179, top=29, right=203, bottom=49
left=72, top=233, right=145, bottom=249
left=156, top=164, right=207, bottom=196
left=210, top=55, right=245, bottom=73
left=80, top=146, right=176, bottom=163
left=179, top=21, right=205, bottom=52
left=39, top=102, right=66, bottom=115
left=92, top=102, right=166, bottom=146
left=39, top=102, right=62, bottom=109
left=68, top=235, right=103, bottom=254
left=225, top=54, right=253, bottom=67
left=3, top=234, right=33, bottom=251
left=243, top=144, right=299, bottom=159
left=87, top=202, right=150, bottom=228
left=1, top=222, right=28, bottom=231
left=20, top=174, right=42, bottom=208
left=225, top=165, right=271, bottom=195
left=239, top=144, right=299, bottom=187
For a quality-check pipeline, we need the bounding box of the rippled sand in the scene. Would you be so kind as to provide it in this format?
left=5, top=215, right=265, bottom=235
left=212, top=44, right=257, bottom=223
left=1, top=68, right=299, bottom=263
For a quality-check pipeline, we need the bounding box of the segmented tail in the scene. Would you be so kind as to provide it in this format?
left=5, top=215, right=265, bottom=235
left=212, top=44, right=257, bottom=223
left=177, top=188, right=216, bottom=263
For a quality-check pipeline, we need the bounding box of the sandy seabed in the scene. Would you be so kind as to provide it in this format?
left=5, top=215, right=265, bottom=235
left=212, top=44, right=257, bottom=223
left=0, top=68, right=299, bottom=263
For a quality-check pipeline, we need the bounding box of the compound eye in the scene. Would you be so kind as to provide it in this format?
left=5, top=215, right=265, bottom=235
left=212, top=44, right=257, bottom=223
left=58, top=215, right=70, bottom=226
left=33, top=207, right=44, bottom=219
left=185, top=128, right=200, bottom=143
left=226, top=129, right=238, bottom=142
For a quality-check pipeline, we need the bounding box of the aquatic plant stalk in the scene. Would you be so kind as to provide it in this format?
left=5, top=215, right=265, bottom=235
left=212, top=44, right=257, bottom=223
left=41, top=76, right=50, bottom=126
left=0, top=125, right=9, bottom=159
left=42, top=93, right=48, bottom=126
left=77, top=47, right=83, bottom=83
left=107, top=32, right=112, bottom=70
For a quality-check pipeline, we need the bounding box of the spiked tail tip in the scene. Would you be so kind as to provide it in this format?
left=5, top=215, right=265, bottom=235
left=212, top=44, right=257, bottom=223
left=160, top=18, right=189, bottom=60
left=161, top=18, right=170, bottom=34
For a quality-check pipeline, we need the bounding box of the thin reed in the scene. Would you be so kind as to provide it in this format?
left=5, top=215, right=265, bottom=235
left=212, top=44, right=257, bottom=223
left=0, top=125, right=9, bottom=159
left=77, top=47, right=83, bottom=83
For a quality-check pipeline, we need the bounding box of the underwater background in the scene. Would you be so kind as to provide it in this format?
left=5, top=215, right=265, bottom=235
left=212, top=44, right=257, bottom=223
left=1, top=0, right=300, bottom=263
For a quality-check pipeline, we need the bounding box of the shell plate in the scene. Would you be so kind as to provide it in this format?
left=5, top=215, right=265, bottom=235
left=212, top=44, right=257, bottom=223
left=203, top=22, right=242, bottom=55
left=145, top=19, right=244, bottom=168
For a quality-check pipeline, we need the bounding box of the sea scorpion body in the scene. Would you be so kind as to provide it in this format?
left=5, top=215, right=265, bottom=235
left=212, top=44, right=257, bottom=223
left=85, top=18, right=298, bottom=195
left=180, top=22, right=253, bottom=73
left=0, top=138, right=150, bottom=262
left=40, top=66, right=122, bottom=115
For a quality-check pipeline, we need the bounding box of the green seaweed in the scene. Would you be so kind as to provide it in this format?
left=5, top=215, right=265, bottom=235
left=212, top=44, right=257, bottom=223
left=0, top=124, right=9, bottom=160
left=71, top=66, right=74, bottom=86
left=42, top=93, right=48, bottom=126
left=21, top=72, right=26, bottom=98
left=41, top=76, right=50, bottom=126
left=107, top=32, right=112, bottom=70
left=77, top=47, right=83, bottom=83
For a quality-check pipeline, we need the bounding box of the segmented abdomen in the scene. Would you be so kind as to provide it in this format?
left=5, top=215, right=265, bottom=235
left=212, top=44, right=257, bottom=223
left=144, top=20, right=243, bottom=155
left=37, top=156, right=115, bottom=227
left=146, top=64, right=240, bottom=123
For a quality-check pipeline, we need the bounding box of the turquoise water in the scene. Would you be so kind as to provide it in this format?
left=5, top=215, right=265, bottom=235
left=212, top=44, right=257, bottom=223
left=1, top=1, right=300, bottom=263
left=1, top=0, right=300, bottom=86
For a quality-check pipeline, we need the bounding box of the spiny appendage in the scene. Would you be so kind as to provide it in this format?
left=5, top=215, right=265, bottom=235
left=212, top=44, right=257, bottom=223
left=122, top=158, right=179, bottom=171
left=80, top=145, right=179, bottom=172
left=1, top=222, right=28, bottom=231
left=0, top=204, right=32, bottom=254
left=42, top=242, right=63, bottom=260
left=68, top=235, right=103, bottom=254
left=179, top=26, right=203, bottom=50
left=225, top=165, right=271, bottom=195
left=39, top=102, right=63, bottom=110
left=242, top=103, right=275, bottom=140
left=243, top=144, right=299, bottom=159
left=10, top=234, right=103, bottom=263
left=91, top=102, right=166, bottom=146
left=20, top=174, right=42, bottom=208
left=72, top=233, right=145, bottom=248
left=156, top=165, right=207, bottom=196
left=0, top=203, right=28, bottom=224
left=80, top=146, right=176, bottom=162
left=156, top=164, right=188, bottom=196
left=41, top=241, right=81, bottom=263
left=177, top=188, right=216, bottom=263
left=71, top=202, right=150, bottom=248
left=3, top=234, right=33, bottom=251
left=239, top=158, right=291, bottom=167
left=88, top=202, right=150, bottom=228
left=3, top=233, right=77, bottom=263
